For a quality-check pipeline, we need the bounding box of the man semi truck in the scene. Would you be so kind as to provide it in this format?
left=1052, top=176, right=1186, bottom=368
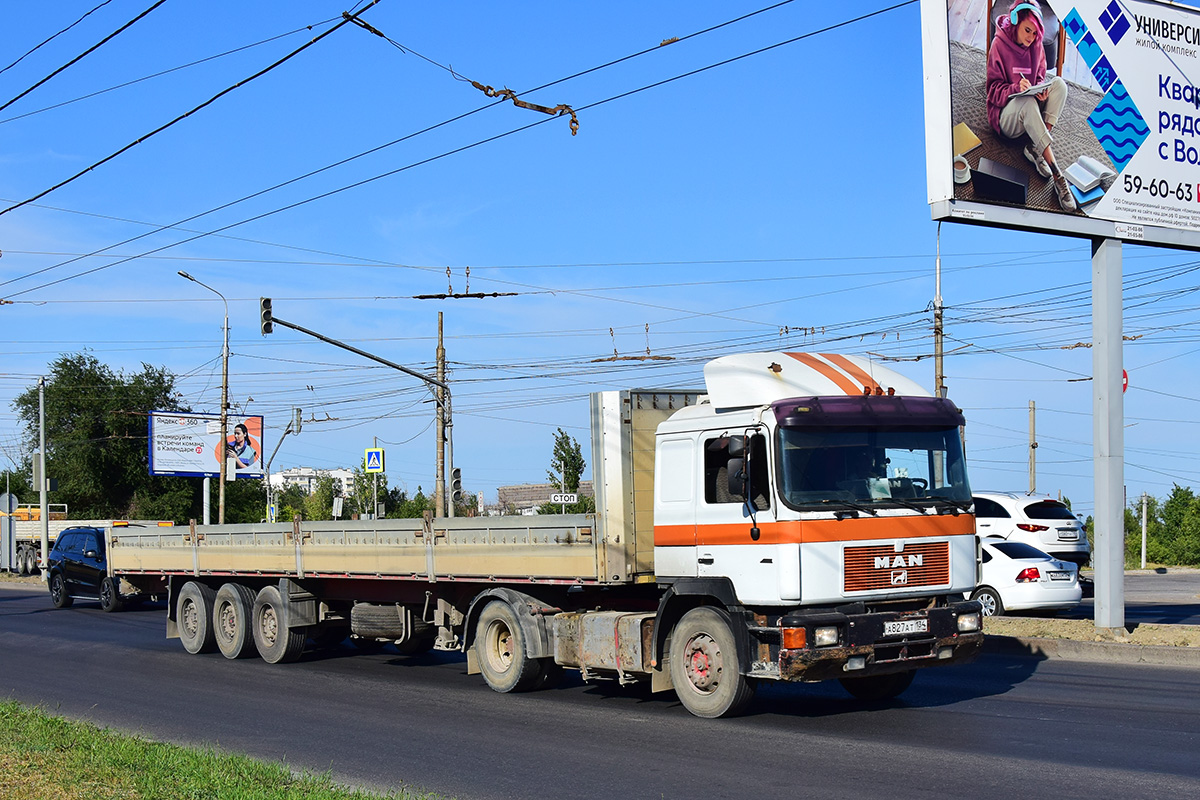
left=96, top=352, right=982, bottom=718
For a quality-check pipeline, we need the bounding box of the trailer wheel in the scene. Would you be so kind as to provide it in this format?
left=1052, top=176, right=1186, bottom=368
left=839, top=670, right=915, bottom=701
left=252, top=585, right=306, bottom=664
left=668, top=606, right=756, bottom=718
left=177, top=581, right=217, bottom=654
left=99, top=577, right=124, bottom=613
left=49, top=572, right=73, bottom=609
left=214, top=583, right=257, bottom=659
left=475, top=600, right=541, bottom=693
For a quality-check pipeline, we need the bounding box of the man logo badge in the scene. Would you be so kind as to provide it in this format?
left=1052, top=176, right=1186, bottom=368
left=891, top=570, right=909, bottom=586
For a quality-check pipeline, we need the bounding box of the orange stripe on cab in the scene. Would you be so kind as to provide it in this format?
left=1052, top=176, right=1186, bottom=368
left=784, top=353, right=861, bottom=396
left=656, top=514, right=974, bottom=546
left=822, top=353, right=881, bottom=394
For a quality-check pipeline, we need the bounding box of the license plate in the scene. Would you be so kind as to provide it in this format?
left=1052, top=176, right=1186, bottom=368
left=1049, top=570, right=1073, bottom=581
left=1057, top=532, right=1079, bottom=540
left=884, top=618, right=928, bottom=636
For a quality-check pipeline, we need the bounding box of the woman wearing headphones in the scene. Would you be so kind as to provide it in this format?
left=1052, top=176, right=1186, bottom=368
left=986, top=2, right=1076, bottom=211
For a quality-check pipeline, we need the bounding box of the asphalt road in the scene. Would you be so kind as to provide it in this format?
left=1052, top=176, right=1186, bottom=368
left=1066, top=569, right=1200, bottom=624
left=3, top=582, right=1199, bottom=800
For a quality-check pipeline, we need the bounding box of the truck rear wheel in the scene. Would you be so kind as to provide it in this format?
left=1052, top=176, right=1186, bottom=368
left=214, top=583, right=257, bottom=659
left=252, top=585, right=306, bottom=664
left=839, top=670, right=915, bottom=701
left=177, top=581, right=217, bottom=654
left=99, top=577, right=124, bottom=613
left=475, top=600, right=541, bottom=693
left=669, top=606, right=756, bottom=719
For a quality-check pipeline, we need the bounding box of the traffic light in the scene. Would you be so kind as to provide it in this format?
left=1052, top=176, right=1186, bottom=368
left=450, top=467, right=463, bottom=503
left=260, top=297, right=273, bottom=335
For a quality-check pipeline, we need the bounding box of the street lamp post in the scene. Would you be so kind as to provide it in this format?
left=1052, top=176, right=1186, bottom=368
left=178, top=271, right=229, bottom=525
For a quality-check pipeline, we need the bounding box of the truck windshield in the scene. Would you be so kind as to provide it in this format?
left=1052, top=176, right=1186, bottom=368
left=776, top=426, right=971, bottom=510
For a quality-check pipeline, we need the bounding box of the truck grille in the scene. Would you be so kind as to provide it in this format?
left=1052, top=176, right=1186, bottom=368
left=843, top=541, right=950, bottom=593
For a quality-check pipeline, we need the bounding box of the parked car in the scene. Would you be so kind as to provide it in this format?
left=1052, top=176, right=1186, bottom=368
left=970, top=539, right=1081, bottom=617
left=46, top=526, right=125, bottom=612
left=972, top=491, right=1090, bottom=567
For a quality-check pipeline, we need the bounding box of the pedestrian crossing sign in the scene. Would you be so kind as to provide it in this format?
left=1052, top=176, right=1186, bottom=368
left=365, top=448, right=385, bottom=473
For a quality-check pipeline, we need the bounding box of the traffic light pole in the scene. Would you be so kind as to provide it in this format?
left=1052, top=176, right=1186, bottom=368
left=260, top=302, right=453, bottom=517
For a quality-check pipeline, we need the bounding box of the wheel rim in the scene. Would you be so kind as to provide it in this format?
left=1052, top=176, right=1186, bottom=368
left=218, top=602, right=237, bottom=640
left=101, top=580, right=113, bottom=607
left=681, top=632, right=722, bottom=694
left=260, top=605, right=279, bottom=647
left=483, top=618, right=514, bottom=674
left=977, top=592, right=998, bottom=616
left=51, top=575, right=64, bottom=602
left=181, top=598, right=199, bottom=638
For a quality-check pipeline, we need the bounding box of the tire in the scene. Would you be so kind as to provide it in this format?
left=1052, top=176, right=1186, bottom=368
left=839, top=670, right=916, bottom=701
left=971, top=586, right=1005, bottom=617
left=49, top=572, right=73, bottom=609
left=252, top=585, right=306, bottom=664
left=99, top=576, right=124, bottom=613
left=16, top=548, right=28, bottom=576
left=475, top=600, right=542, bottom=693
left=213, top=583, right=257, bottom=659
left=177, top=581, right=217, bottom=654
left=668, top=606, right=756, bottom=718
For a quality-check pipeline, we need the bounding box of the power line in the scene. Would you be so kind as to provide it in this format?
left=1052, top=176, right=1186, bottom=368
left=0, top=1, right=382, bottom=220
left=0, top=0, right=115, bottom=77
left=0, top=0, right=169, bottom=114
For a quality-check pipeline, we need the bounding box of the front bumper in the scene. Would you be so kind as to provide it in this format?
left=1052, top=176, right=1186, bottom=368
left=775, top=601, right=984, bottom=683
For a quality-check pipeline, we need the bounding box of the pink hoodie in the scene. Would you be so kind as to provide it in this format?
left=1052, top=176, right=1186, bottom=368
left=985, top=11, right=1047, bottom=135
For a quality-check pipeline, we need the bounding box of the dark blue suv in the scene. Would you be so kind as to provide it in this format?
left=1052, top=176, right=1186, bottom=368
left=47, top=526, right=125, bottom=612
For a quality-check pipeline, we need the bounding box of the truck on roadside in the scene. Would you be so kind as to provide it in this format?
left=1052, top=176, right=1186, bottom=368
left=91, top=352, right=983, bottom=718
left=4, top=504, right=70, bottom=575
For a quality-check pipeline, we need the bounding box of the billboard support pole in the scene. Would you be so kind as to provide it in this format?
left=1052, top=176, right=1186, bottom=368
left=1092, top=237, right=1125, bottom=638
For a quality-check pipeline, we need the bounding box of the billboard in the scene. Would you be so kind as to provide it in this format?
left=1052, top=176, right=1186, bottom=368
left=148, top=412, right=265, bottom=479
left=922, top=0, right=1200, bottom=250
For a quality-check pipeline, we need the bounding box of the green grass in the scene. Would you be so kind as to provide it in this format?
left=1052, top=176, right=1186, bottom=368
left=0, top=701, right=446, bottom=800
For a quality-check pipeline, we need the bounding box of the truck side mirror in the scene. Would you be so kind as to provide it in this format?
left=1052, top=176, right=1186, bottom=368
left=727, top=436, right=745, bottom=458
left=727, top=458, right=746, bottom=498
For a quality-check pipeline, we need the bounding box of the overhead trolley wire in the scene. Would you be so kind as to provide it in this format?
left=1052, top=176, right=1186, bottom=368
left=0, top=0, right=115, bottom=77
left=0, top=0, right=383, bottom=221
left=0, top=0, right=169, bottom=114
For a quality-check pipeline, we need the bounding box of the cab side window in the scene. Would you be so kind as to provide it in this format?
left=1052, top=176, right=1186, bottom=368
left=703, top=434, right=769, bottom=510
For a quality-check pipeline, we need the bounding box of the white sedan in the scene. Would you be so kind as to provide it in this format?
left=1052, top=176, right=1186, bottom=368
left=970, top=539, right=1081, bottom=617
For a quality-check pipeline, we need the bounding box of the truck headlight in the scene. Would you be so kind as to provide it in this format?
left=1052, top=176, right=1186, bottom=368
left=814, top=626, right=839, bottom=647
left=957, top=612, right=981, bottom=633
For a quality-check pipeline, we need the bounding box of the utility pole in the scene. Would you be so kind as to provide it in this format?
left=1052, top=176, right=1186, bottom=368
left=436, top=313, right=446, bottom=518
left=1028, top=401, right=1037, bottom=494
left=38, top=377, right=47, bottom=578
left=373, top=435, right=379, bottom=520
left=1141, top=492, right=1148, bottom=569
left=933, top=222, right=946, bottom=400
left=179, top=271, right=229, bottom=524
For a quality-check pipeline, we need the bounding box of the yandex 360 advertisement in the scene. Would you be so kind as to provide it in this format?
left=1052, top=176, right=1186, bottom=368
left=148, top=412, right=265, bottom=479
left=927, top=0, right=1200, bottom=246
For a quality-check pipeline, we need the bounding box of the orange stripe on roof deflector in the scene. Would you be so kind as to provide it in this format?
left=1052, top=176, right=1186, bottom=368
left=784, top=353, right=861, bottom=396
left=822, top=353, right=881, bottom=395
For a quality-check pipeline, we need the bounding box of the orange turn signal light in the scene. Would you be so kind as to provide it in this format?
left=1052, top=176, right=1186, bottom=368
left=782, top=627, right=807, bottom=649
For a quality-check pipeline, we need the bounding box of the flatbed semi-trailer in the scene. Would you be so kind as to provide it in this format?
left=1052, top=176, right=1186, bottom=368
left=101, top=352, right=984, bottom=717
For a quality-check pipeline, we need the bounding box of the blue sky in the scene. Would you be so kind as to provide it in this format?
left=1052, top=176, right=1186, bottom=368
left=3, top=0, right=1200, bottom=519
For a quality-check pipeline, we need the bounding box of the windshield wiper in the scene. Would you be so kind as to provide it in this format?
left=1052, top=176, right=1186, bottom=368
left=887, top=497, right=929, bottom=514
left=930, top=498, right=972, bottom=515
left=820, top=499, right=879, bottom=518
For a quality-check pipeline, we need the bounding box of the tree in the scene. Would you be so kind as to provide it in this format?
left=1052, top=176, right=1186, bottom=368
left=540, top=428, right=594, bottom=515
left=275, top=483, right=309, bottom=522
left=545, top=428, right=585, bottom=493
left=12, top=353, right=193, bottom=519
left=303, top=475, right=340, bottom=521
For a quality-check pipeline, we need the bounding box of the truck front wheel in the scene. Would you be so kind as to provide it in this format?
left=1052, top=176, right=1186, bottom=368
left=252, top=585, right=306, bottom=664
left=177, top=581, right=217, bottom=654
left=475, top=600, right=541, bottom=693
left=669, top=606, right=756, bottom=718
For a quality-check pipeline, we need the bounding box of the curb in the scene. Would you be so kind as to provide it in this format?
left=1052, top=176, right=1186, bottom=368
left=984, top=634, right=1200, bottom=668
